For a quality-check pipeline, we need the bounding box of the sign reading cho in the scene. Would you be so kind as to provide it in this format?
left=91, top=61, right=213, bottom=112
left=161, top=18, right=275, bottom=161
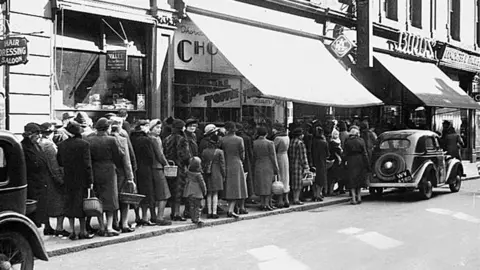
left=0, top=37, right=28, bottom=66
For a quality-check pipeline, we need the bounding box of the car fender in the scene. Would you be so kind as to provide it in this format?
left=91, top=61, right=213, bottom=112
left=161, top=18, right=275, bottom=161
left=412, top=160, right=436, bottom=186
left=446, top=158, right=464, bottom=181
left=0, top=211, right=48, bottom=261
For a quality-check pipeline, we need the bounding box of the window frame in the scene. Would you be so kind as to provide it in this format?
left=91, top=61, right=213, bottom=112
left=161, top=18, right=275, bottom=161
left=450, top=0, right=461, bottom=41
left=385, top=0, right=398, bottom=21
left=410, top=0, right=422, bottom=28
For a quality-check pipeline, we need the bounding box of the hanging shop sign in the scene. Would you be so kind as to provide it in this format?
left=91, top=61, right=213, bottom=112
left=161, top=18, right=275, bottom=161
left=330, top=35, right=355, bottom=59
left=174, top=18, right=240, bottom=75
left=0, top=36, right=28, bottom=66
left=388, top=31, right=437, bottom=60
left=106, top=50, right=128, bottom=70
left=439, top=45, right=480, bottom=74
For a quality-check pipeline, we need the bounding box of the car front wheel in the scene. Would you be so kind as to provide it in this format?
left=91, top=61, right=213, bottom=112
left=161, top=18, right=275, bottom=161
left=419, top=175, right=433, bottom=200
left=449, top=173, right=462, bottom=193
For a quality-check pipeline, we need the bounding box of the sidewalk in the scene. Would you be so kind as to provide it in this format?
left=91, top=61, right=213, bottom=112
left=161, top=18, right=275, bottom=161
left=43, top=161, right=480, bottom=258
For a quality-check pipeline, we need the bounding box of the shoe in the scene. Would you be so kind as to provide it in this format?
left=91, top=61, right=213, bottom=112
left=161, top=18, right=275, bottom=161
left=78, top=233, right=95, bottom=239
left=43, top=228, right=55, bottom=236
left=239, top=209, right=248, bottom=215
left=193, top=220, right=205, bottom=227
left=137, top=220, right=155, bottom=226
left=113, top=225, right=121, bottom=232
left=96, top=230, right=106, bottom=237
left=172, top=215, right=187, bottom=222
left=155, top=220, right=172, bottom=226
left=54, top=230, right=70, bottom=237
left=87, top=228, right=99, bottom=235
left=276, top=203, right=284, bottom=208
left=357, top=201, right=362, bottom=204
left=265, top=206, right=273, bottom=211
left=106, top=230, right=120, bottom=237
left=207, top=214, right=214, bottom=219
left=350, top=200, right=358, bottom=205
left=68, top=233, right=78, bottom=240
left=227, top=212, right=239, bottom=219
left=121, top=227, right=135, bottom=233
left=212, top=214, right=219, bottom=219
left=284, top=202, right=290, bottom=208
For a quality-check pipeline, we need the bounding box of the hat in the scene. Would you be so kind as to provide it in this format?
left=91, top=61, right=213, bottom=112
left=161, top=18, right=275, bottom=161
left=66, top=121, right=83, bottom=136
left=95, top=117, right=112, bottom=131
left=204, top=124, right=219, bottom=135
left=62, top=112, right=75, bottom=121
left=134, top=119, right=150, bottom=130
left=24, top=122, right=40, bottom=134
left=40, top=122, right=55, bottom=133
left=172, top=119, right=185, bottom=129
left=185, top=118, right=198, bottom=127
left=349, top=128, right=360, bottom=137
left=74, top=112, right=89, bottom=127
left=149, top=119, right=162, bottom=130
left=104, top=112, right=116, bottom=119
left=165, top=116, right=174, bottom=125
left=291, top=127, right=303, bottom=136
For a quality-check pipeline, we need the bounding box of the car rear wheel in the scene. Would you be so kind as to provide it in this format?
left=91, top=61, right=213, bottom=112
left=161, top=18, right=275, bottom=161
left=0, top=231, right=34, bottom=270
left=419, top=175, right=433, bottom=200
left=449, top=173, right=462, bottom=193
left=369, top=187, right=384, bottom=197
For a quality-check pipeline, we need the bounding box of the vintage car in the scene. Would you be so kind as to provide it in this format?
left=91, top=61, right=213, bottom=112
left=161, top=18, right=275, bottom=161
left=0, top=131, right=48, bottom=269
left=369, top=130, right=464, bottom=199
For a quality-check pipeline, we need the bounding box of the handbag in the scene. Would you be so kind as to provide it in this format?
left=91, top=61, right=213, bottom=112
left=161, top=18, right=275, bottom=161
left=83, top=188, right=103, bottom=217
left=272, top=176, right=285, bottom=195
left=302, top=172, right=314, bottom=187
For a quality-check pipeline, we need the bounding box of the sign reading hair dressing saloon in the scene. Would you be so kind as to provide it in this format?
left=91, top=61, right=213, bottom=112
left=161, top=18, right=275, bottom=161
left=0, top=37, right=28, bottom=66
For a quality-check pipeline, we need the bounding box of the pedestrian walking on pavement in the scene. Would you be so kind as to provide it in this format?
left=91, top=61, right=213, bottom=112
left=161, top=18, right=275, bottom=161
left=220, top=121, right=247, bottom=218
left=57, top=121, right=95, bottom=240
left=201, top=126, right=225, bottom=219
left=288, top=128, right=310, bottom=205
left=183, top=157, right=207, bottom=225
left=86, top=118, right=123, bottom=236
left=344, top=127, right=370, bottom=205
left=253, top=127, right=279, bottom=211
left=311, top=126, right=330, bottom=201
left=149, top=119, right=173, bottom=226
left=272, top=123, right=290, bottom=208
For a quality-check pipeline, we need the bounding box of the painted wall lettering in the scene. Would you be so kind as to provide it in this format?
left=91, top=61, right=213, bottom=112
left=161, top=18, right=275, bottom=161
left=391, top=32, right=437, bottom=60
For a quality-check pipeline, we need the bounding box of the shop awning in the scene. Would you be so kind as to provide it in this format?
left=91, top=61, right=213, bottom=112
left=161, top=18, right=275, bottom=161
left=375, top=52, right=480, bottom=110
left=187, top=13, right=382, bottom=107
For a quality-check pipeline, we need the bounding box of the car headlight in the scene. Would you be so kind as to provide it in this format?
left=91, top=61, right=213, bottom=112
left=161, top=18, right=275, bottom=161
left=384, top=161, right=394, bottom=170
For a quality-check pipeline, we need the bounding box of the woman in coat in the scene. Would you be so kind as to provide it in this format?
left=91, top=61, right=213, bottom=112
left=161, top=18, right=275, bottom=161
left=39, top=122, right=68, bottom=237
left=328, top=129, right=343, bottom=196
left=201, top=126, right=225, bottom=219
left=22, top=123, right=55, bottom=235
left=110, top=118, right=136, bottom=232
left=253, top=127, right=279, bottom=211
left=272, top=123, right=290, bottom=208
left=311, top=126, right=330, bottom=201
left=444, top=125, right=464, bottom=160
left=130, top=120, right=157, bottom=226
left=344, top=127, right=370, bottom=205
left=86, top=118, right=123, bottom=236
left=236, top=123, right=254, bottom=209
left=149, top=119, right=173, bottom=226
left=57, top=122, right=95, bottom=240
left=220, top=121, right=247, bottom=218
left=288, top=128, right=310, bottom=205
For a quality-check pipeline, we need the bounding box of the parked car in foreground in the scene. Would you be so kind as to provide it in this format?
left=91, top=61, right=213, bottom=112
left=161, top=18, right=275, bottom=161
left=0, top=131, right=48, bottom=269
left=369, top=130, right=464, bottom=199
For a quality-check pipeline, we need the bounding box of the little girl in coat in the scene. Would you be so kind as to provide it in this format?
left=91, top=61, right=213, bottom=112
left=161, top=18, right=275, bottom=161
left=183, top=157, right=207, bottom=224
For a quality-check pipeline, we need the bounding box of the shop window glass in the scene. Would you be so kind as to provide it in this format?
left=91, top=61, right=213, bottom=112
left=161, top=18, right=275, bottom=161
left=450, top=0, right=460, bottom=41
left=410, top=0, right=422, bottom=28
left=385, top=0, right=398, bottom=21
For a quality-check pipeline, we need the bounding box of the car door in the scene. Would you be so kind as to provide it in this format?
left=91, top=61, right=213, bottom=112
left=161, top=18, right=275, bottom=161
left=433, top=136, right=446, bottom=183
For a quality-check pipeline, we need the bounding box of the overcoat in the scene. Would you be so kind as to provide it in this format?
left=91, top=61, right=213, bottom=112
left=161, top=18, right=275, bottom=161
left=201, top=143, right=225, bottom=192
left=237, top=130, right=254, bottom=197
left=130, top=130, right=157, bottom=207
left=288, top=137, right=310, bottom=191
left=150, top=134, right=171, bottom=201
left=111, top=133, right=134, bottom=195
left=344, top=136, right=369, bottom=189
left=164, top=129, right=192, bottom=203
left=57, top=136, right=94, bottom=218
left=86, top=131, right=122, bottom=211
left=311, top=136, right=330, bottom=188
left=39, top=138, right=65, bottom=217
left=220, top=133, right=247, bottom=200
left=253, top=137, right=279, bottom=196
left=274, top=133, right=290, bottom=193
left=327, top=140, right=343, bottom=180
left=22, top=138, right=51, bottom=225
left=183, top=171, right=207, bottom=199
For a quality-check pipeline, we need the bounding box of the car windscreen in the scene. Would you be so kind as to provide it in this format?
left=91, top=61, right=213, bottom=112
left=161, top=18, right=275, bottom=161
left=378, top=139, right=411, bottom=150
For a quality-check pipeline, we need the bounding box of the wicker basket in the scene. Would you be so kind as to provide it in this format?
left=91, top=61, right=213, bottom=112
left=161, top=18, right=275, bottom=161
left=26, top=199, right=37, bottom=215
left=119, top=193, right=145, bottom=206
left=83, top=189, right=103, bottom=217
left=302, top=172, right=315, bottom=187
left=272, top=177, right=285, bottom=195
left=164, top=160, right=178, bottom=178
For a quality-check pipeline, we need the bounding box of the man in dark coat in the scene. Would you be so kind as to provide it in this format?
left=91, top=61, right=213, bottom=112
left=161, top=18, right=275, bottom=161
left=164, top=119, right=191, bottom=221
left=57, top=122, right=95, bottom=239
left=22, top=123, right=55, bottom=234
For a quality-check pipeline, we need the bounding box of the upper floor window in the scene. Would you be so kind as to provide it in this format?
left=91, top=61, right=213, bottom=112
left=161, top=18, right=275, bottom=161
left=450, top=0, right=461, bottom=41
left=385, top=0, right=398, bottom=21
left=410, top=0, right=422, bottom=28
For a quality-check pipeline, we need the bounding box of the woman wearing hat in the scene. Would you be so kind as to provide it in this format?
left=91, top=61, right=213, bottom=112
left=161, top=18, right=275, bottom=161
left=39, top=122, right=68, bottom=237
left=86, top=118, right=123, bottom=236
left=288, top=127, right=310, bottom=205
left=22, top=123, right=55, bottom=234
left=148, top=119, right=173, bottom=226
left=344, top=127, right=370, bottom=204
left=57, top=122, right=95, bottom=240
left=272, top=123, right=290, bottom=208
